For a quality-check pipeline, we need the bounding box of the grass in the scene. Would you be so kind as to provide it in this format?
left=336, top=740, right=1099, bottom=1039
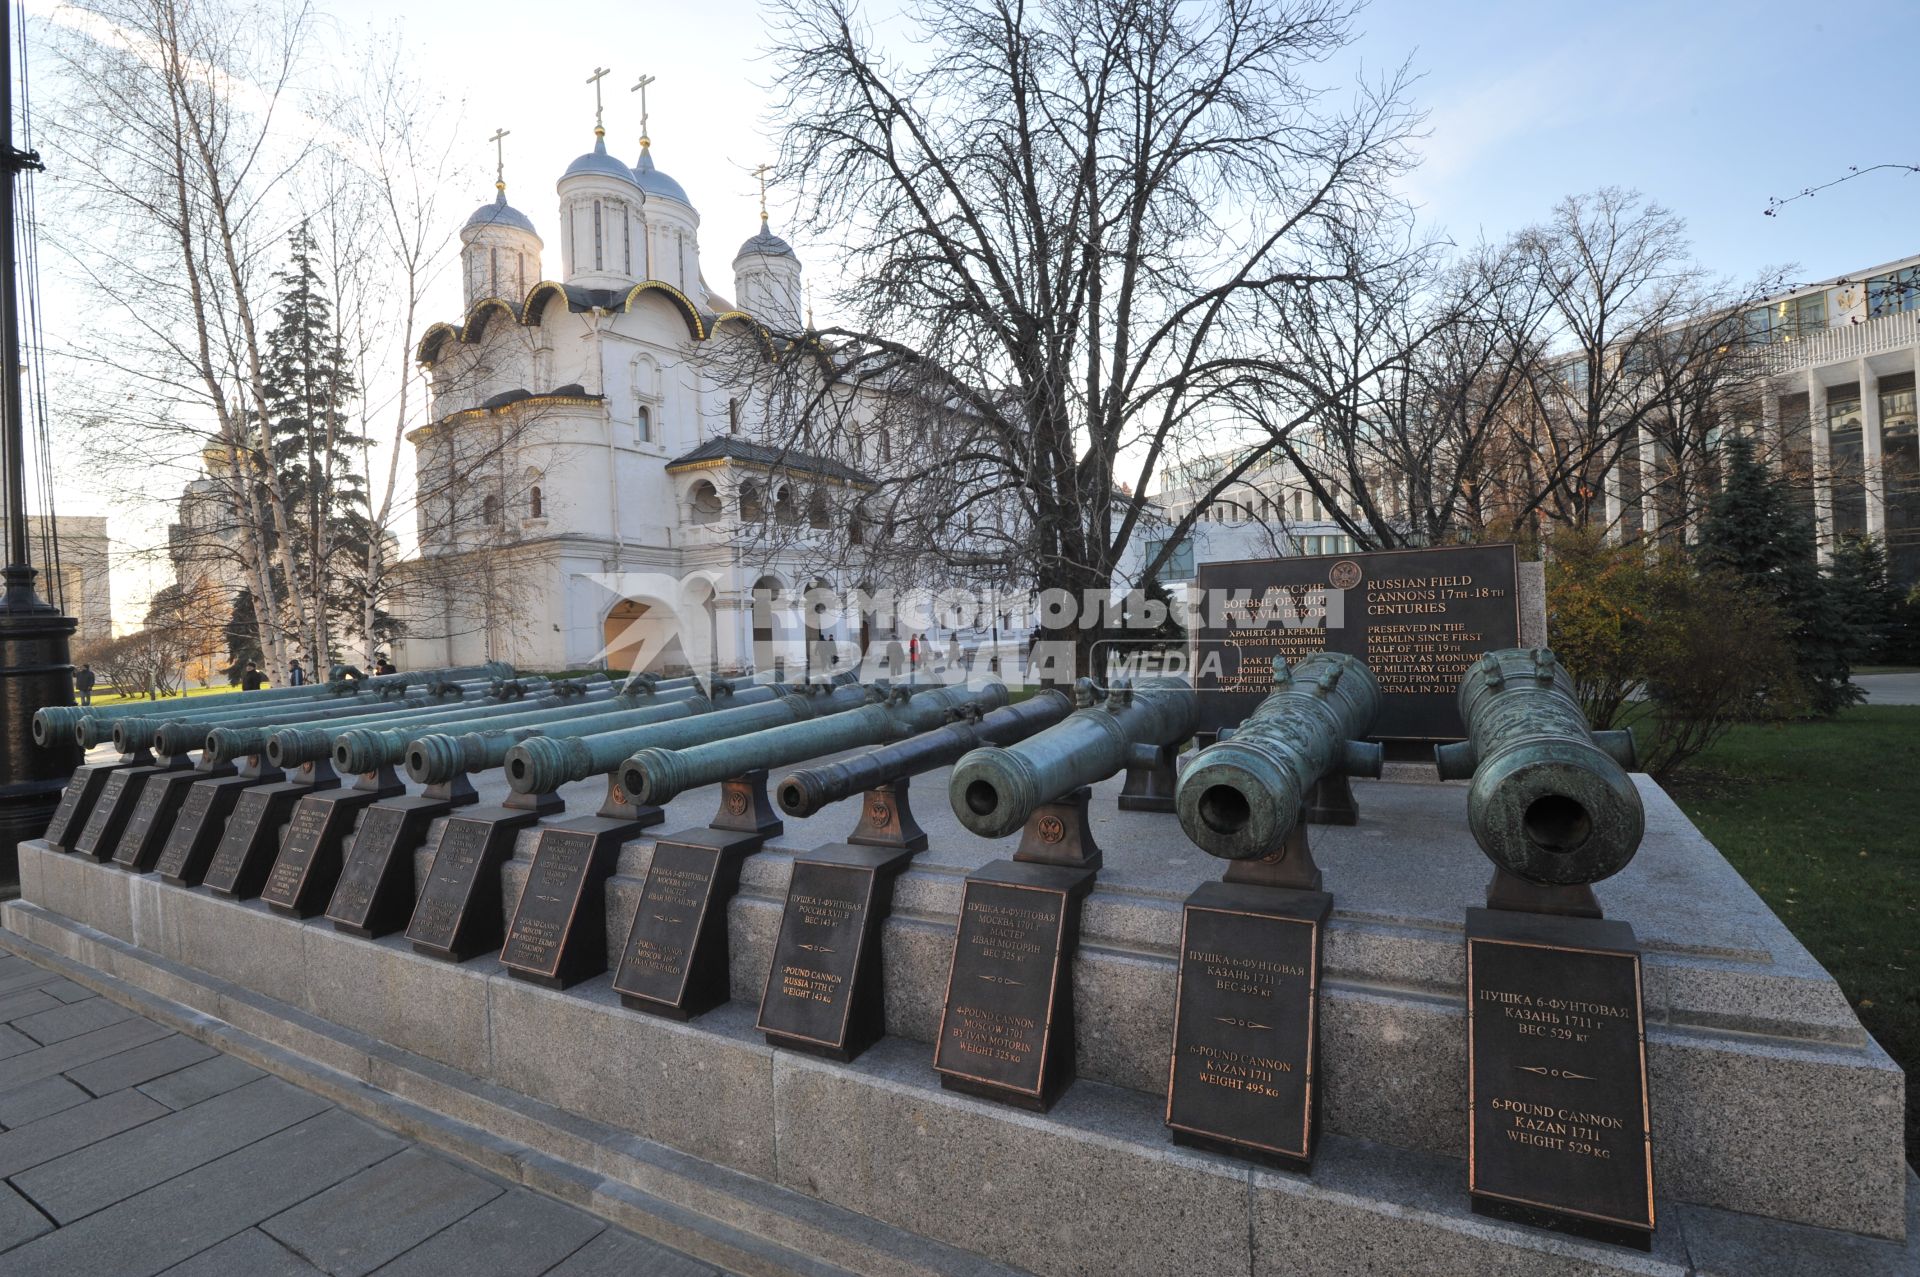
left=1662, top=705, right=1920, bottom=1162
left=83, top=684, right=244, bottom=709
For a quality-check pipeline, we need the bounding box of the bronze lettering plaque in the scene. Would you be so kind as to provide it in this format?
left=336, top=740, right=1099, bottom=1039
left=1165, top=882, right=1327, bottom=1168
left=1466, top=908, right=1654, bottom=1247
left=756, top=860, right=876, bottom=1052
left=260, top=797, right=336, bottom=912
left=202, top=780, right=333, bottom=898
left=202, top=787, right=277, bottom=893
left=46, top=768, right=108, bottom=848
left=405, top=817, right=492, bottom=953
left=1193, top=543, right=1520, bottom=740
left=500, top=829, right=593, bottom=979
left=74, top=770, right=135, bottom=858
left=933, top=876, right=1071, bottom=1100
left=611, top=841, right=719, bottom=1009
left=110, top=776, right=173, bottom=868
left=328, top=804, right=409, bottom=930
left=153, top=783, right=219, bottom=879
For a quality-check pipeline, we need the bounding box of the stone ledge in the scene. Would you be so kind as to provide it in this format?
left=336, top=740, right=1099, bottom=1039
left=4, top=897, right=1917, bottom=1276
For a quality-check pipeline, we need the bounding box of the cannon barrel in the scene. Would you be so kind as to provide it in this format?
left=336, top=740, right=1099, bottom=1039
left=776, top=689, right=1073, bottom=817
left=63, top=661, right=519, bottom=750
left=1432, top=648, right=1642, bottom=886
left=326, top=681, right=650, bottom=773
left=259, top=677, right=578, bottom=769
left=1176, top=653, right=1383, bottom=860
left=505, top=683, right=874, bottom=795
left=949, top=677, right=1197, bottom=839
left=403, top=690, right=764, bottom=784
left=624, top=682, right=1010, bottom=807
left=198, top=675, right=579, bottom=765
left=141, top=673, right=517, bottom=756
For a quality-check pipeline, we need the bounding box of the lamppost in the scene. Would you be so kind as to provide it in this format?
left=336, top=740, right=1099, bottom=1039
left=0, top=1, right=80, bottom=872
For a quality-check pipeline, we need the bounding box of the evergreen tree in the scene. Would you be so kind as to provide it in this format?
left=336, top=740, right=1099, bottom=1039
left=261, top=223, right=369, bottom=664
left=223, top=588, right=264, bottom=686
left=1698, top=435, right=1863, bottom=715
left=1829, top=536, right=1893, bottom=666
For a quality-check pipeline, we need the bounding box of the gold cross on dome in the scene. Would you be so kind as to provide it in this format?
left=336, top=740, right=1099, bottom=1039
left=586, top=67, right=611, bottom=134
left=752, top=162, right=772, bottom=221
left=631, top=74, right=656, bottom=149
left=488, top=128, right=510, bottom=190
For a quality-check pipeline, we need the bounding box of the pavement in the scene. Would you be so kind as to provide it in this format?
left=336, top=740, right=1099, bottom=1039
left=0, top=949, right=726, bottom=1277
left=1856, top=672, right=1920, bottom=705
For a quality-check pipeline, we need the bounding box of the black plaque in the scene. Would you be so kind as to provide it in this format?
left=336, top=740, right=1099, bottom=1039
left=405, top=807, right=542, bottom=961
left=932, top=859, right=1095, bottom=1111
left=611, top=827, right=766, bottom=1019
left=1466, top=907, right=1654, bottom=1249
left=203, top=777, right=340, bottom=898
left=72, top=764, right=184, bottom=861
left=155, top=771, right=280, bottom=887
left=1165, top=880, right=1329, bottom=1170
left=112, top=765, right=234, bottom=873
left=501, top=815, right=647, bottom=989
left=326, top=794, right=463, bottom=938
left=1193, top=543, right=1521, bottom=741
left=261, top=783, right=397, bottom=918
left=46, top=762, right=135, bottom=850
left=757, top=843, right=913, bottom=1061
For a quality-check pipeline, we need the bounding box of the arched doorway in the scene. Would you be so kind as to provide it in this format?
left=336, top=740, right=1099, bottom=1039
left=750, top=574, right=783, bottom=674
left=602, top=598, right=688, bottom=676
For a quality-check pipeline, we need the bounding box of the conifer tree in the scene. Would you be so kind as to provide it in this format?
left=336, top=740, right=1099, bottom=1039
left=1698, top=435, right=1863, bottom=714
left=261, top=224, right=369, bottom=664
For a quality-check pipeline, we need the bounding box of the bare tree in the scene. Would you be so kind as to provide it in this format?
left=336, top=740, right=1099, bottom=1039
left=731, top=0, right=1422, bottom=671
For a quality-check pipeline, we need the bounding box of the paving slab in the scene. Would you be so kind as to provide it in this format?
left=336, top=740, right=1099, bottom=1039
left=546, top=1228, right=723, bottom=1277
left=11, top=996, right=133, bottom=1045
left=0, top=1074, right=88, bottom=1129
left=137, top=1054, right=266, bottom=1111
left=262, top=1147, right=503, bottom=1277
left=0, top=988, right=62, bottom=1024
left=0, top=1186, right=47, bottom=1253
left=364, top=1188, right=605, bottom=1277
left=11, top=1074, right=331, bottom=1223
left=160, top=1228, right=323, bottom=1277
left=65, top=1034, right=218, bottom=1097
left=0, top=1087, right=167, bottom=1177
left=0, top=1016, right=172, bottom=1090
left=37, top=980, right=95, bottom=1005
left=0, top=1028, right=34, bottom=1063
left=0, top=1109, right=400, bottom=1277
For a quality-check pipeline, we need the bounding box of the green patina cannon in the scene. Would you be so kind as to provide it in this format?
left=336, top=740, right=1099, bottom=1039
left=1435, top=648, right=1642, bottom=891
left=1176, top=652, right=1383, bottom=865
left=257, top=676, right=594, bottom=771
left=148, top=671, right=557, bottom=759
left=621, top=681, right=1010, bottom=807
left=401, top=680, right=779, bottom=786
left=948, top=676, right=1197, bottom=840
left=49, top=661, right=516, bottom=750
left=503, top=679, right=875, bottom=796
left=775, top=690, right=1074, bottom=817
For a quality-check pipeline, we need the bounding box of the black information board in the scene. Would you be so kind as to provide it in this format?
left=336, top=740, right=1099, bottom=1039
left=1466, top=908, right=1654, bottom=1249
left=1193, top=543, right=1520, bottom=740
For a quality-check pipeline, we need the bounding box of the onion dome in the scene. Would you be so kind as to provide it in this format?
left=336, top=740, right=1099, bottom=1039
left=631, top=145, right=691, bottom=206
left=463, top=186, right=537, bottom=236
left=735, top=217, right=795, bottom=261
left=564, top=133, right=642, bottom=189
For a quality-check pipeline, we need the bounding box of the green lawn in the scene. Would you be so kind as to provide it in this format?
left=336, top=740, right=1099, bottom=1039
left=83, top=684, right=245, bottom=709
left=1662, top=705, right=1920, bottom=1161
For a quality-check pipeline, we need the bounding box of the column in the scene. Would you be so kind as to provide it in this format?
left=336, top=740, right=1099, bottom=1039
left=1603, top=463, right=1624, bottom=543
left=1808, top=369, right=1832, bottom=565
left=1638, top=424, right=1659, bottom=543
left=1762, top=387, right=1782, bottom=458
left=1860, top=358, right=1885, bottom=540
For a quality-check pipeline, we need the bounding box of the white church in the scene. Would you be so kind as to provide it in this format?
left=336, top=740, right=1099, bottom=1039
left=394, top=102, right=884, bottom=679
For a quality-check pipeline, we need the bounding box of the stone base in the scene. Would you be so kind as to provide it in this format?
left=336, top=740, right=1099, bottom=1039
left=3, top=875, right=1915, bottom=1277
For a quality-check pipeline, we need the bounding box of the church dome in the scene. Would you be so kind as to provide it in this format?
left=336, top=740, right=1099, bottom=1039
left=463, top=188, right=537, bottom=236
left=563, top=135, right=642, bottom=188
left=735, top=218, right=795, bottom=261
left=631, top=146, right=691, bottom=206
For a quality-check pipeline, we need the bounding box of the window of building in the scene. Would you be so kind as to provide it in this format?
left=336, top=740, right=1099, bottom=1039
left=740, top=481, right=766, bottom=521
left=636, top=404, right=652, bottom=444
left=1829, top=394, right=1866, bottom=541
left=488, top=246, right=498, bottom=298
left=1292, top=491, right=1303, bottom=521
left=1746, top=292, right=1829, bottom=343
left=481, top=493, right=500, bottom=526
left=1882, top=380, right=1919, bottom=586
left=808, top=489, right=831, bottom=530
left=593, top=200, right=603, bottom=271
left=727, top=397, right=740, bottom=434
left=528, top=486, right=543, bottom=519
left=1867, top=266, right=1920, bottom=318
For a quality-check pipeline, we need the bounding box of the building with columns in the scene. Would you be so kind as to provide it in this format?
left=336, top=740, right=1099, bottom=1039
left=1604, top=253, right=1919, bottom=583
left=394, top=100, right=877, bottom=677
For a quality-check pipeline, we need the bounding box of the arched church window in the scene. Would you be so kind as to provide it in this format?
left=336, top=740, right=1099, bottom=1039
left=807, top=489, right=830, bottom=530
left=1292, top=491, right=1304, bottom=521
left=636, top=404, right=652, bottom=444
left=690, top=480, right=723, bottom=524
left=740, top=481, right=766, bottom=521
left=516, top=252, right=526, bottom=297
left=593, top=200, right=604, bottom=270
left=727, top=398, right=740, bottom=434
left=621, top=204, right=632, bottom=276
left=774, top=485, right=800, bottom=526
left=529, top=487, right=543, bottom=519
left=848, top=513, right=864, bottom=545
left=481, top=493, right=500, bottom=526
left=880, top=430, right=891, bottom=463
left=488, top=246, right=499, bottom=298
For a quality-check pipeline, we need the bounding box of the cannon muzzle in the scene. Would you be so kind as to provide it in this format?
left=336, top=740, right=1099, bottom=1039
left=949, top=677, right=1195, bottom=839
left=1439, top=648, right=1643, bottom=886
left=1176, top=652, right=1382, bottom=860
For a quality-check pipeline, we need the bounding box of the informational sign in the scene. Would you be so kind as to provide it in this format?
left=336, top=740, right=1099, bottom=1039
left=1193, top=544, right=1521, bottom=741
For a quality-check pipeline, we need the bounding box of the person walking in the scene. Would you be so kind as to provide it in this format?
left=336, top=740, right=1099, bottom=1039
left=240, top=662, right=265, bottom=691
left=287, top=659, right=306, bottom=686
left=374, top=655, right=397, bottom=675
left=74, top=663, right=95, bottom=707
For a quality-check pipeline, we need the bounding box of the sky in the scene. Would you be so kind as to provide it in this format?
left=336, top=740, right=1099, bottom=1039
left=26, top=0, right=1920, bottom=628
